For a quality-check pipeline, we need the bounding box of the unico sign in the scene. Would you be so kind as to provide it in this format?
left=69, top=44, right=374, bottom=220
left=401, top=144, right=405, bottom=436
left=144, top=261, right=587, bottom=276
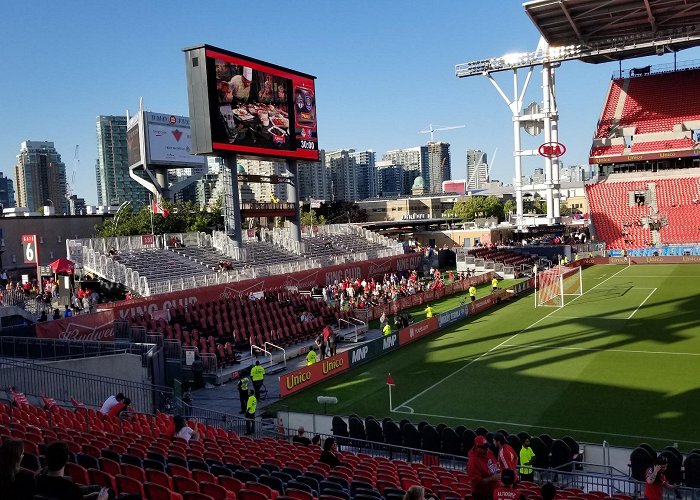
left=279, top=351, right=350, bottom=397
left=538, top=142, right=566, bottom=158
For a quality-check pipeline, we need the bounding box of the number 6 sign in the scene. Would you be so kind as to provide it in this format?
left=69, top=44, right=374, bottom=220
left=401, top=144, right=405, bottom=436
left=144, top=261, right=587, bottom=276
left=22, top=234, right=38, bottom=263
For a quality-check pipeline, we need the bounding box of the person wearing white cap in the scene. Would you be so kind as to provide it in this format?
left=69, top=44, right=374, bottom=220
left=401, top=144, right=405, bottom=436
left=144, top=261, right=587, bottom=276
left=229, top=66, right=253, bottom=104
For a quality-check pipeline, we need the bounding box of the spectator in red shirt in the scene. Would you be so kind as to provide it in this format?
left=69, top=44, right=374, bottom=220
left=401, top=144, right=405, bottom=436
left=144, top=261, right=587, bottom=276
left=107, top=397, right=130, bottom=418
left=495, top=434, right=519, bottom=483
left=468, top=435, right=501, bottom=500
left=645, top=456, right=675, bottom=500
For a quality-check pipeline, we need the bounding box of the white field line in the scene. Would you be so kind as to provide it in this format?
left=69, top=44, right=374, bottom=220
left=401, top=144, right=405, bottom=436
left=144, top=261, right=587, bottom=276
left=500, top=343, right=700, bottom=357
left=392, top=265, right=630, bottom=414
left=627, top=287, right=657, bottom=319
left=389, top=408, right=699, bottom=444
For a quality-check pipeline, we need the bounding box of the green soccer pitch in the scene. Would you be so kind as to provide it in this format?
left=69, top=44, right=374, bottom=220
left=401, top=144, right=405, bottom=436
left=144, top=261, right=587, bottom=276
left=270, top=264, right=700, bottom=449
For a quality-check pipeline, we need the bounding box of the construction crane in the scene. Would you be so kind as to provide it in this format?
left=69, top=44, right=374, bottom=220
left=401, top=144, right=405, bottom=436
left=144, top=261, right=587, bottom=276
left=65, top=145, right=79, bottom=213
left=419, top=123, right=465, bottom=142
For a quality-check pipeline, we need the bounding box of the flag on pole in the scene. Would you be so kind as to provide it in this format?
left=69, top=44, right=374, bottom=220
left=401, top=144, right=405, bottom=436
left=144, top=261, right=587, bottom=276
left=386, top=373, right=394, bottom=386
left=151, top=197, right=169, bottom=217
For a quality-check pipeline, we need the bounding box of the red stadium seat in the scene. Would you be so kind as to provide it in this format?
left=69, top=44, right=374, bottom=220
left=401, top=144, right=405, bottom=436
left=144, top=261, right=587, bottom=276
left=116, top=474, right=145, bottom=497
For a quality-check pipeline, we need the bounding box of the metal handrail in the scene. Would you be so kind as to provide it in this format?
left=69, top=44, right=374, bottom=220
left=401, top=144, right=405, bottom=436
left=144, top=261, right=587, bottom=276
left=263, top=342, right=286, bottom=368
left=250, top=344, right=273, bottom=366
left=337, top=317, right=367, bottom=343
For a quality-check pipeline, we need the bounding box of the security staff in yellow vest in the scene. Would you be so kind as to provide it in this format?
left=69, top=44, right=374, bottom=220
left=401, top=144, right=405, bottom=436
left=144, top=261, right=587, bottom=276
left=469, top=285, right=477, bottom=302
left=492, top=277, right=499, bottom=292
left=382, top=323, right=392, bottom=336
left=237, top=375, right=250, bottom=414
left=250, top=361, right=265, bottom=399
left=307, top=348, right=317, bottom=365
left=424, top=304, right=433, bottom=319
left=245, top=389, right=257, bottom=435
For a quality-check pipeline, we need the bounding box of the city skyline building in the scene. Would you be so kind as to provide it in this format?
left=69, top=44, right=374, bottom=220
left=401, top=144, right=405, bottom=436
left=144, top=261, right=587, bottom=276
left=13, top=141, right=68, bottom=213
left=95, top=116, right=149, bottom=207
left=350, top=149, right=376, bottom=200
left=382, top=146, right=428, bottom=195
left=0, top=172, right=15, bottom=209
left=326, top=149, right=359, bottom=202
left=426, top=142, right=451, bottom=194
left=466, top=149, right=489, bottom=189
left=375, top=160, right=403, bottom=196
left=298, top=158, right=331, bottom=202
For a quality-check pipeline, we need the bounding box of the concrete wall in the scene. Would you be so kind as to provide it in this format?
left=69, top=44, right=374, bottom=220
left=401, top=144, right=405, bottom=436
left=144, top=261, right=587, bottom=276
left=413, top=228, right=514, bottom=248
left=0, top=354, right=153, bottom=413
left=43, top=353, right=147, bottom=384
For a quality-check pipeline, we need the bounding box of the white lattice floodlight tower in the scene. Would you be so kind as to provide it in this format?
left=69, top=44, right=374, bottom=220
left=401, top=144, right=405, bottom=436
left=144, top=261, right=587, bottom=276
left=456, top=37, right=584, bottom=229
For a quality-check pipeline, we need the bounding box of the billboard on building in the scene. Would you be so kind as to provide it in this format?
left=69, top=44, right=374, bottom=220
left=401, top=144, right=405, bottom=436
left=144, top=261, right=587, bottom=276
left=145, top=113, right=205, bottom=166
left=184, top=44, right=319, bottom=161
left=126, top=112, right=206, bottom=169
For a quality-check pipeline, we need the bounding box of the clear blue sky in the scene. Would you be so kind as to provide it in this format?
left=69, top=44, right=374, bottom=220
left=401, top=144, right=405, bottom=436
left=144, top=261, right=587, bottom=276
left=2, top=1, right=699, bottom=205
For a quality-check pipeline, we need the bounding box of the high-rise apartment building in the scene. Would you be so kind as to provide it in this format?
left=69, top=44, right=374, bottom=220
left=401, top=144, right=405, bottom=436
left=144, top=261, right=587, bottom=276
left=376, top=160, right=403, bottom=196
left=350, top=150, right=376, bottom=200
left=298, top=151, right=331, bottom=201
left=14, top=141, right=67, bottom=213
left=326, top=150, right=359, bottom=201
left=382, top=146, right=427, bottom=195
left=466, top=149, right=489, bottom=189
left=426, top=142, right=451, bottom=194
left=95, top=116, right=149, bottom=207
left=0, top=172, right=15, bottom=209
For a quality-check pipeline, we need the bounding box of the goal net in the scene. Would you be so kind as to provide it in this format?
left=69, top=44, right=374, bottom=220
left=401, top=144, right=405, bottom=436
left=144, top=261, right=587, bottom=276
left=535, top=265, right=583, bottom=307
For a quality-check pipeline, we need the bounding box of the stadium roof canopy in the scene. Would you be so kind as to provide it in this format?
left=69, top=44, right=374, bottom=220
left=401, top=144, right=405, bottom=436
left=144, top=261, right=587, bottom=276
left=524, top=0, right=700, bottom=63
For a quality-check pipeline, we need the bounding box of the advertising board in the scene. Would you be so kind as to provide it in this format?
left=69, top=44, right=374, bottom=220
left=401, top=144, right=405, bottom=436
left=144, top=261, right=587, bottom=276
left=145, top=113, right=205, bottom=166
left=398, top=317, right=439, bottom=346
left=35, top=311, right=116, bottom=341
left=279, top=352, right=349, bottom=397
left=184, top=44, right=319, bottom=161
left=347, top=332, right=399, bottom=367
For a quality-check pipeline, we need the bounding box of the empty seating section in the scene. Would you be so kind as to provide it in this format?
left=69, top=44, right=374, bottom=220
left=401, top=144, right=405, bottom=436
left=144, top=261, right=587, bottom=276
left=656, top=178, right=700, bottom=244
left=586, top=181, right=650, bottom=249
left=172, top=246, right=234, bottom=270
left=619, top=70, right=700, bottom=134
left=630, top=138, right=693, bottom=153
left=129, top=289, right=350, bottom=366
left=468, top=248, right=538, bottom=268
left=595, top=80, right=623, bottom=138
left=590, top=144, right=625, bottom=157
left=303, top=234, right=390, bottom=258
left=115, top=249, right=217, bottom=284
left=587, top=177, right=700, bottom=247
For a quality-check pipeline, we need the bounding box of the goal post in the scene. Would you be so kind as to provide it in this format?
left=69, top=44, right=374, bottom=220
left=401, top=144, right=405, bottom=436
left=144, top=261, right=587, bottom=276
left=535, top=265, right=583, bottom=307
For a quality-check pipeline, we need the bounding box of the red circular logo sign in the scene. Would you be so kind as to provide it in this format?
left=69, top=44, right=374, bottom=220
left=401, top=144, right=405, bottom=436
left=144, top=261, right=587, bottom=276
left=538, top=142, right=566, bottom=158
left=169, top=115, right=177, bottom=124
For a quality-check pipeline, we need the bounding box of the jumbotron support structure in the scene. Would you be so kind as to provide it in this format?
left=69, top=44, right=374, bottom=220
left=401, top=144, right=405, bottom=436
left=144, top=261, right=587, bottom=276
left=456, top=0, right=700, bottom=230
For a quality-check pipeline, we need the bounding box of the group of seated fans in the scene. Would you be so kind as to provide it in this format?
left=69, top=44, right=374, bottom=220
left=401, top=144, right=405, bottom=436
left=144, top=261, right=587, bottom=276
left=316, top=269, right=464, bottom=312
left=1, top=385, right=698, bottom=500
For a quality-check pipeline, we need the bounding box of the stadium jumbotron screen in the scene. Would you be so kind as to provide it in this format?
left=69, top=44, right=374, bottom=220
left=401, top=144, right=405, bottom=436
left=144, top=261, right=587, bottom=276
left=184, top=44, right=319, bottom=161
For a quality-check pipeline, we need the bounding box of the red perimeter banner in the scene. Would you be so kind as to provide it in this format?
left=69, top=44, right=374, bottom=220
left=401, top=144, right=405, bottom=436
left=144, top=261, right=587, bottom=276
left=35, top=311, right=116, bottom=341
left=468, top=295, right=495, bottom=316
left=279, top=351, right=350, bottom=397
left=398, top=317, right=439, bottom=346
left=98, top=253, right=422, bottom=320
